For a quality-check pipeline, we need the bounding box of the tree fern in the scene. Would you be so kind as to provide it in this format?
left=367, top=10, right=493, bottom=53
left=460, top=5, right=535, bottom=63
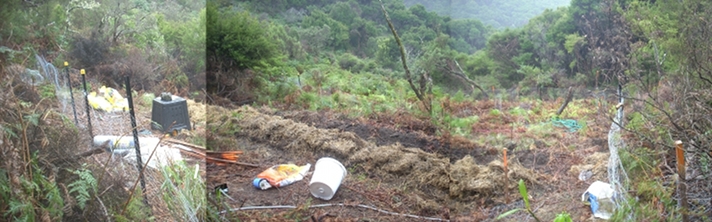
left=67, top=164, right=97, bottom=210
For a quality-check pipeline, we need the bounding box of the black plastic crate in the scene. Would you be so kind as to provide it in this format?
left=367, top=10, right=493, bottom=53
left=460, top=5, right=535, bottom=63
left=151, top=93, right=191, bottom=133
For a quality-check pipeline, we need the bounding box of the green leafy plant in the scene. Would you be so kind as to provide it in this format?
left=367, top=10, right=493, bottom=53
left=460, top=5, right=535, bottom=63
left=39, top=83, right=56, bottom=99
left=496, top=179, right=541, bottom=221
left=554, top=211, right=573, bottom=222
left=1, top=153, right=65, bottom=221
left=67, top=164, right=98, bottom=210
left=443, top=115, right=479, bottom=136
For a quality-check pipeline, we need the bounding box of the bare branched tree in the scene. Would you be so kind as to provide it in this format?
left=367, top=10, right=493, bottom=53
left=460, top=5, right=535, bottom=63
left=379, top=0, right=432, bottom=114
left=437, top=58, right=489, bottom=99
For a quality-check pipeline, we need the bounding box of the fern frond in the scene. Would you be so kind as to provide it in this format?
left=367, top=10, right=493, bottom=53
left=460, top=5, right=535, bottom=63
left=67, top=165, right=97, bottom=210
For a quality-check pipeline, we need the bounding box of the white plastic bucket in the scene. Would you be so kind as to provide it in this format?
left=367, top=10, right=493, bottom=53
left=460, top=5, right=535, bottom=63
left=309, top=157, right=347, bottom=200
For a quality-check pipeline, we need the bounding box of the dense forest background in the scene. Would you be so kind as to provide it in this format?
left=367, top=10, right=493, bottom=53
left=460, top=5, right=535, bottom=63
left=207, top=0, right=642, bottom=102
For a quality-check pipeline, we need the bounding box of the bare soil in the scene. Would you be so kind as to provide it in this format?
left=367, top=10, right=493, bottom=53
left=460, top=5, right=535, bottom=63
left=205, top=105, right=612, bottom=222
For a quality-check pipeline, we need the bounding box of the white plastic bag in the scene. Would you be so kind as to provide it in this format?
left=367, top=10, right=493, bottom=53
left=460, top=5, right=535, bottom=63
left=582, top=181, right=616, bottom=220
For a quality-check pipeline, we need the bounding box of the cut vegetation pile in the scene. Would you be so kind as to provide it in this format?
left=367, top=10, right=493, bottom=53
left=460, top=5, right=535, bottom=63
left=229, top=106, right=542, bottom=202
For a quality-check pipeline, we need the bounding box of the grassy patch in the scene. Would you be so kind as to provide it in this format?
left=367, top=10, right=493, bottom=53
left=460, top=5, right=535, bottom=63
left=160, top=161, right=206, bottom=221
left=611, top=147, right=678, bottom=221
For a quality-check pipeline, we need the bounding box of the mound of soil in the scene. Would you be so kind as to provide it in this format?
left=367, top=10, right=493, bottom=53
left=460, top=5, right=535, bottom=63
left=276, top=109, right=498, bottom=164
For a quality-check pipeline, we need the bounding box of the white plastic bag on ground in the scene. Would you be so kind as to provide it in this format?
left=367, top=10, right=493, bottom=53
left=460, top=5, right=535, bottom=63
left=582, top=181, right=616, bottom=220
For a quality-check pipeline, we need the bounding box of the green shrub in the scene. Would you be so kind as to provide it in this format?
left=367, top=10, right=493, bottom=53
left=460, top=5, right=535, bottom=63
left=446, top=115, right=479, bottom=136
left=39, top=83, right=56, bottom=100
left=261, top=80, right=297, bottom=103
left=337, top=53, right=359, bottom=71
left=353, top=59, right=376, bottom=73
left=298, top=91, right=318, bottom=109
left=206, top=3, right=282, bottom=70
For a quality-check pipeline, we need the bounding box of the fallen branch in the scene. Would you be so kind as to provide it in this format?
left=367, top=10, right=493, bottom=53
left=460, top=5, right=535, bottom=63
left=74, top=148, right=105, bottom=159
left=442, top=59, right=489, bottom=99
left=221, top=203, right=449, bottom=221
left=556, top=86, right=575, bottom=116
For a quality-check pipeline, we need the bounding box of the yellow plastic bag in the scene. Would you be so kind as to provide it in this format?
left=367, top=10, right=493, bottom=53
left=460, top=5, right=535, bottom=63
left=87, top=92, right=114, bottom=112
left=252, top=163, right=311, bottom=190
left=99, top=86, right=129, bottom=112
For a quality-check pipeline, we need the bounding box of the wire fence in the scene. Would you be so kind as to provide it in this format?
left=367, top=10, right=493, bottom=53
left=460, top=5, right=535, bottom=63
left=28, top=55, right=206, bottom=221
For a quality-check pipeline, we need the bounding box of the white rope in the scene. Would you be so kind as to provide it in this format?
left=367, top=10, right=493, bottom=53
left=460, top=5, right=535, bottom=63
left=220, top=203, right=450, bottom=221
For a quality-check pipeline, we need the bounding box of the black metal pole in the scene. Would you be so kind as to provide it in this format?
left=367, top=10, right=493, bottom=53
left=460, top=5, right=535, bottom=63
left=65, top=62, right=78, bottom=125
left=125, top=76, right=149, bottom=206
left=81, top=69, right=93, bottom=139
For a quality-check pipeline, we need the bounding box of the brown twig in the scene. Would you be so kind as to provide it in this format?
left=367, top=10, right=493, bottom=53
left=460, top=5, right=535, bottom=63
left=120, top=135, right=164, bottom=216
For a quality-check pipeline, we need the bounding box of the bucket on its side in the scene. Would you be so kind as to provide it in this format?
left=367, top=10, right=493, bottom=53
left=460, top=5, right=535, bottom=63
left=309, top=157, right=347, bottom=200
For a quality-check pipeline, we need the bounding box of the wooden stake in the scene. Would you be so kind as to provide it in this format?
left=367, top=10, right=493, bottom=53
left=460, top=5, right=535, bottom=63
left=675, top=140, right=689, bottom=222
left=503, top=148, right=510, bottom=203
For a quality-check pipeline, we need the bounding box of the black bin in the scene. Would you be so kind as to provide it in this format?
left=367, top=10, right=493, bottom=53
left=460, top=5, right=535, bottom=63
left=151, top=93, right=191, bottom=133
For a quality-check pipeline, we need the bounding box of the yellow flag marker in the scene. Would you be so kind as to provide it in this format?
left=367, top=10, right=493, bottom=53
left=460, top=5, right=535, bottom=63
left=80, top=69, right=85, bottom=75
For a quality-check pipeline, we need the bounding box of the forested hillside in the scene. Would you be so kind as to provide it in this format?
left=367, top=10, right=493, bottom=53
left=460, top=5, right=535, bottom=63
left=211, top=0, right=627, bottom=96
left=404, top=0, right=571, bottom=28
